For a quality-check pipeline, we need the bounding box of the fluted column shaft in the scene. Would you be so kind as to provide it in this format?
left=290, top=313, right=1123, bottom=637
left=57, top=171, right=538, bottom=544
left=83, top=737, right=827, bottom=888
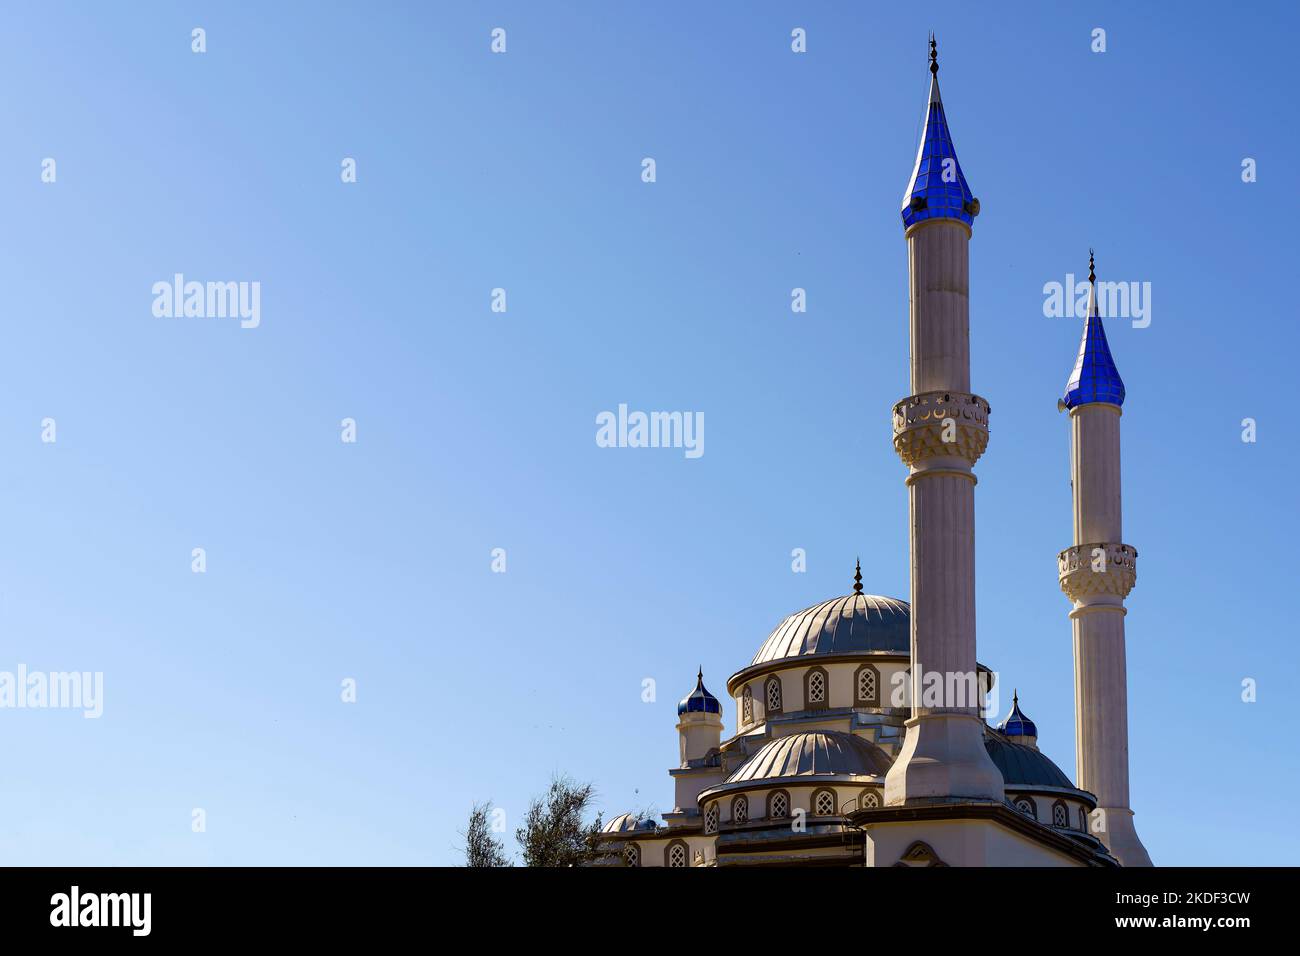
left=1063, top=403, right=1151, bottom=865
left=885, top=220, right=1003, bottom=806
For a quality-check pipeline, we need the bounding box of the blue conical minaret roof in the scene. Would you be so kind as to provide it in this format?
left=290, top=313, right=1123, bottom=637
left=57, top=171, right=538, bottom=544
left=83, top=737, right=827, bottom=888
left=1062, top=251, right=1126, bottom=409
left=901, top=36, right=979, bottom=231
left=998, top=690, right=1038, bottom=739
left=677, top=668, right=721, bottom=716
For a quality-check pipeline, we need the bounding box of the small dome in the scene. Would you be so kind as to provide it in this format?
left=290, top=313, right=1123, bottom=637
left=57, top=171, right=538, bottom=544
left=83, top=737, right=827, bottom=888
left=984, top=735, right=1072, bottom=789
left=602, top=812, right=654, bottom=834
left=678, top=669, right=722, bottom=716
left=750, top=593, right=909, bottom=666
left=998, top=692, right=1037, bottom=738
left=725, top=731, right=891, bottom=783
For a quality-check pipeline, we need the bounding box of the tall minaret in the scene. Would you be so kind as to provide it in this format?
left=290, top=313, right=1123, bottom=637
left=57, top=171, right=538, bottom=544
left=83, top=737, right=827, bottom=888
left=884, top=38, right=1004, bottom=805
left=1057, top=252, right=1152, bottom=866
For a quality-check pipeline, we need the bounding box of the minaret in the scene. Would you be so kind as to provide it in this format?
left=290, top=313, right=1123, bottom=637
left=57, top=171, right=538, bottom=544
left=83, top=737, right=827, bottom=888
left=671, top=669, right=723, bottom=812
left=884, top=38, right=1004, bottom=805
left=1057, top=252, right=1152, bottom=866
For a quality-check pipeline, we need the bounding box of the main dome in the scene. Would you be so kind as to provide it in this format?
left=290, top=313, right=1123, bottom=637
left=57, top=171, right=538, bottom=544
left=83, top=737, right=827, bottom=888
left=750, top=593, right=909, bottom=665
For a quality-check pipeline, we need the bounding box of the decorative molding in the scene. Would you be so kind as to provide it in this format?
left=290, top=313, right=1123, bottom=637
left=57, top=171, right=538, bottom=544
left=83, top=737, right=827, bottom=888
left=892, top=391, right=990, bottom=468
left=1058, top=542, right=1137, bottom=602
left=894, top=840, right=948, bottom=867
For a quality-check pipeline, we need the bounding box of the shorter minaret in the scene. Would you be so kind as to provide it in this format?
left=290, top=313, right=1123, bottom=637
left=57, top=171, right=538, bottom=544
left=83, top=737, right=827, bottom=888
left=1057, top=252, right=1152, bottom=866
left=671, top=670, right=724, bottom=812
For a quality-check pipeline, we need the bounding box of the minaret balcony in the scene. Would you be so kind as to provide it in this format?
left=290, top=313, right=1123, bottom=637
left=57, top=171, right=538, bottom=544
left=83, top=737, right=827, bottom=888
left=1058, top=543, right=1137, bottom=603
left=892, top=391, right=990, bottom=468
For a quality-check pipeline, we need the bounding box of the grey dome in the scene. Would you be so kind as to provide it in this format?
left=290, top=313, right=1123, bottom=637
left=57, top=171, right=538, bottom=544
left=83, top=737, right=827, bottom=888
left=984, top=735, right=1073, bottom=789
left=751, top=594, right=909, bottom=665
left=725, top=731, right=891, bottom=783
left=602, top=812, right=654, bottom=834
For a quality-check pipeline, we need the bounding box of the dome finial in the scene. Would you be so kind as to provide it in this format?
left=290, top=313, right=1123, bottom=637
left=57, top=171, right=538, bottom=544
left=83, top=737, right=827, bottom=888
left=853, top=557, right=863, bottom=595
left=929, top=33, right=938, bottom=76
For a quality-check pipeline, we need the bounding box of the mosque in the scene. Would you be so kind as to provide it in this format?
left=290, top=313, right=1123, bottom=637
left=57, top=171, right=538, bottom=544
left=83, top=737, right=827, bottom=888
left=597, top=41, right=1154, bottom=868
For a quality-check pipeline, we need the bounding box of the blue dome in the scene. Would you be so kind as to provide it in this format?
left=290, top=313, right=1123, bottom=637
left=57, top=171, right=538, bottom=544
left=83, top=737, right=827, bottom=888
left=678, top=670, right=721, bottom=716
left=901, top=47, right=978, bottom=231
left=998, top=693, right=1038, bottom=738
left=1063, top=258, right=1126, bottom=409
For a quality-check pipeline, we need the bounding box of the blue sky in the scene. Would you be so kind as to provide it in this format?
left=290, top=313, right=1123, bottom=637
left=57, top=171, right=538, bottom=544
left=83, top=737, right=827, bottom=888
left=0, top=1, right=1294, bottom=866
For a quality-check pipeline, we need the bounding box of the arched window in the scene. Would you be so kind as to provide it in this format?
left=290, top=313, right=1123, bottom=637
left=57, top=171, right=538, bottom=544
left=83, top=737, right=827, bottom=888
left=665, top=840, right=688, bottom=868
left=704, top=802, right=719, bottom=835
left=1079, top=807, right=1089, bottom=833
left=860, top=789, right=880, bottom=809
left=767, top=789, right=790, bottom=820
left=731, top=795, right=749, bottom=825
left=624, top=843, right=640, bottom=867
left=1013, top=796, right=1036, bottom=819
left=805, top=667, right=828, bottom=709
left=764, top=676, right=782, bottom=715
left=1052, top=800, right=1068, bottom=828
left=741, top=685, right=753, bottom=725
left=854, top=663, right=880, bottom=707
left=813, top=789, right=837, bottom=816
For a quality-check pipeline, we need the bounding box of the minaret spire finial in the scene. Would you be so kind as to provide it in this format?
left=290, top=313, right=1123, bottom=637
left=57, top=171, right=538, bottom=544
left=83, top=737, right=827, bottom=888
left=1088, top=248, right=1096, bottom=284
left=929, top=34, right=938, bottom=75
left=853, top=557, right=863, bottom=595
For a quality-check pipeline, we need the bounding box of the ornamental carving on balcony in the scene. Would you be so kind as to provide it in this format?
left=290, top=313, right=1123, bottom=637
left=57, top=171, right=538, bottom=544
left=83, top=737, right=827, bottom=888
left=1058, top=542, right=1137, bottom=602
left=892, top=391, right=991, bottom=468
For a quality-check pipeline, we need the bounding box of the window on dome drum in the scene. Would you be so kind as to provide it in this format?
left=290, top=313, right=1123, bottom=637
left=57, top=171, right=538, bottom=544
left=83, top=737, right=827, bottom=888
left=665, top=840, right=688, bottom=868
left=767, top=790, right=790, bottom=820
left=1013, top=796, right=1036, bottom=818
left=813, top=789, right=836, bottom=816
left=741, top=685, right=753, bottom=725
left=1079, top=807, right=1089, bottom=833
left=805, top=667, right=828, bottom=709
left=624, top=843, right=640, bottom=868
left=1052, top=801, right=1068, bottom=828
left=732, top=796, right=749, bottom=825
left=860, top=789, right=880, bottom=809
left=854, top=664, right=880, bottom=707
left=765, top=677, right=782, bottom=714
left=704, top=803, right=719, bottom=834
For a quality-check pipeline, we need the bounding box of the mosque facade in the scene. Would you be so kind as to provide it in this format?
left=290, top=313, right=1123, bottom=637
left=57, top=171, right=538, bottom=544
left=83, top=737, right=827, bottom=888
left=597, top=41, right=1153, bottom=868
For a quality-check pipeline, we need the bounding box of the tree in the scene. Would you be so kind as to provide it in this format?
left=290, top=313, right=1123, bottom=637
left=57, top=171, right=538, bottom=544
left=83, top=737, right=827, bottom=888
left=515, top=775, right=604, bottom=867
left=463, top=801, right=512, bottom=868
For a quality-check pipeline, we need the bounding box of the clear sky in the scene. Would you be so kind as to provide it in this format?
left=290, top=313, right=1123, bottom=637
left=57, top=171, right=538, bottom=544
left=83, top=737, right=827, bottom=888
left=0, top=1, right=1295, bottom=866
